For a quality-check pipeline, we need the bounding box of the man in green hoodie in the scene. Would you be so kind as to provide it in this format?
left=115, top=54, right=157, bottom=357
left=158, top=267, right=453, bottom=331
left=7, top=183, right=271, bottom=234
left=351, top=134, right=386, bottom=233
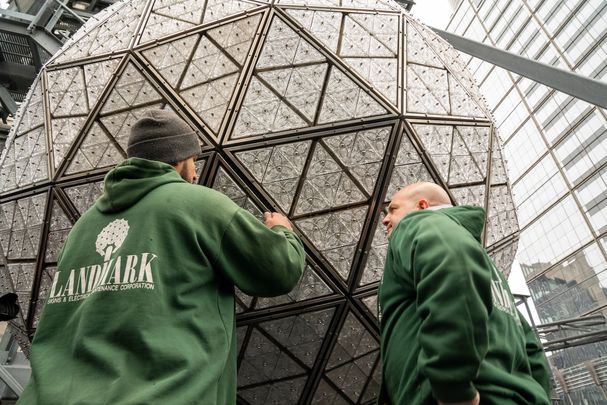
left=378, top=182, right=551, bottom=405
left=19, top=109, right=306, bottom=404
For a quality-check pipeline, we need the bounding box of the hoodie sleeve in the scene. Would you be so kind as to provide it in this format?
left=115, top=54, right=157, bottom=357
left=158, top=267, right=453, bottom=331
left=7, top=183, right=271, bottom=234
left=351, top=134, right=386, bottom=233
left=411, top=215, right=492, bottom=403
left=519, top=312, right=552, bottom=396
left=214, top=208, right=305, bottom=297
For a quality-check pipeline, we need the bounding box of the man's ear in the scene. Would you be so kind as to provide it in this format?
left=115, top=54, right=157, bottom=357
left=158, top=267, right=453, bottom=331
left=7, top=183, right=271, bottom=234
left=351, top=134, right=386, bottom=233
left=417, top=199, right=430, bottom=209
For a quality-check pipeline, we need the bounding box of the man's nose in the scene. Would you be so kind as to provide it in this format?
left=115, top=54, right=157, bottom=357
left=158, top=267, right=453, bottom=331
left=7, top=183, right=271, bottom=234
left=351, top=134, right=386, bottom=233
left=382, top=215, right=389, bottom=226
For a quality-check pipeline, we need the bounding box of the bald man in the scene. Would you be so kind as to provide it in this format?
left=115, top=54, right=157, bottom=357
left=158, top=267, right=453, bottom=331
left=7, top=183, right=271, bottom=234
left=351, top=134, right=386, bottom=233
left=377, top=183, right=551, bottom=405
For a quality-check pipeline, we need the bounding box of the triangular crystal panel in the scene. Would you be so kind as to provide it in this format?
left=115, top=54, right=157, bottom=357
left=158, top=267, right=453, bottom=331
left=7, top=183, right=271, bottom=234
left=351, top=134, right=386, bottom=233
left=359, top=214, right=388, bottom=286
left=202, top=0, right=262, bottom=25
left=7, top=263, right=37, bottom=322
left=406, top=64, right=449, bottom=115
left=295, top=206, right=367, bottom=281
left=212, top=166, right=264, bottom=220
left=315, top=310, right=380, bottom=403
left=45, top=200, right=74, bottom=263
left=486, top=185, right=518, bottom=246
left=256, top=16, right=325, bottom=69
left=322, top=127, right=391, bottom=194
left=340, top=13, right=398, bottom=57
left=256, top=263, right=333, bottom=308
left=1, top=127, right=49, bottom=193
left=83, top=58, right=122, bottom=110
left=50, top=117, right=88, bottom=172
left=47, top=67, right=89, bottom=117
left=284, top=8, right=341, bottom=53
left=405, top=20, right=444, bottom=68
left=100, top=63, right=164, bottom=114
left=385, top=131, right=433, bottom=198
left=54, top=0, right=147, bottom=64
left=64, top=181, right=105, bottom=216
left=232, top=77, right=308, bottom=138
left=142, top=35, right=199, bottom=88
left=1, top=193, right=47, bottom=260
left=33, top=267, right=56, bottom=328
left=258, top=63, right=328, bottom=122
left=207, top=13, right=262, bottom=65
left=295, top=143, right=367, bottom=215
left=65, top=122, right=124, bottom=175
left=235, top=141, right=311, bottom=212
left=318, top=67, right=388, bottom=124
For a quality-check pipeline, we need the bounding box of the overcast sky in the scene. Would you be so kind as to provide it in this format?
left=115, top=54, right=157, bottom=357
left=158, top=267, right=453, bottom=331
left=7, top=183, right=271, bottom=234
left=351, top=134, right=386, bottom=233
left=407, top=0, right=456, bottom=29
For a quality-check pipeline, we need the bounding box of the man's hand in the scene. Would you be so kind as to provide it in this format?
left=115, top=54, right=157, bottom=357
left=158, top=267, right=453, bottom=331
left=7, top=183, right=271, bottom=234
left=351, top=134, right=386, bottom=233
left=438, top=391, right=480, bottom=405
left=264, top=212, right=293, bottom=230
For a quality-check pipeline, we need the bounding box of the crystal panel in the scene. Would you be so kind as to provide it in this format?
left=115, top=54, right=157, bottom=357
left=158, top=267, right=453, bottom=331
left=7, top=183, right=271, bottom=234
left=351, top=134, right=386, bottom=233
left=451, top=185, right=486, bottom=207
left=406, top=20, right=444, bottom=69
left=212, top=167, right=263, bottom=220
left=6, top=80, right=44, bottom=138
left=448, top=126, right=489, bottom=185
left=318, top=67, right=388, bottom=123
left=0, top=127, right=48, bottom=193
left=449, top=73, right=486, bottom=118
left=256, top=17, right=325, bottom=69
left=489, top=240, right=518, bottom=278
left=54, top=0, right=146, bottom=63
left=0, top=194, right=47, bottom=260
left=385, top=132, right=433, bottom=198
left=47, top=67, right=89, bottom=117
left=359, top=214, right=388, bottom=286
left=256, top=263, right=332, bottom=308
left=100, top=63, right=164, bottom=115
left=142, top=35, right=199, bottom=88
left=233, top=76, right=308, bottom=138
left=314, top=311, right=380, bottom=403
left=65, top=122, right=124, bottom=175
left=486, top=185, right=518, bottom=246
left=344, top=57, right=398, bottom=104
left=258, top=307, right=334, bottom=368
left=64, top=181, right=105, bottom=216
left=238, top=308, right=335, bottom=404
left=50, top=117, right=88, bottom=172
left=340, top=14, right=398, bottom=57
left=295, top=143, right=367, bottom=215
left=322, top=127, right=391, bottom=194
left=33, top=267, right=56, bottom=328
left=7, top=263, right=36, bottom=321
left=83, top=59, right=122, bottom=109
left=45, top=201, right=73, bottom=263
left=295, top=206, right=367, bottom=281
left=285, top=9, right=341, bottom=53
left=361, top=294, right=378, bottom=319
left=235, top=141, right=311, bottom=212
left=139, top=0, right=204, bottom=43
left=202, top=0, right=261, bottom=25
left=407, top=64, right=449, bottom=115
left=490, top=134, right=508, bottom=184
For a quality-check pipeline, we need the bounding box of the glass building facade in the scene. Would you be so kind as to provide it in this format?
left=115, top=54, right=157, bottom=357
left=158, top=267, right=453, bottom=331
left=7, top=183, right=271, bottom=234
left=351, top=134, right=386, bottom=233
left=446, top=0, right=607, bottom=403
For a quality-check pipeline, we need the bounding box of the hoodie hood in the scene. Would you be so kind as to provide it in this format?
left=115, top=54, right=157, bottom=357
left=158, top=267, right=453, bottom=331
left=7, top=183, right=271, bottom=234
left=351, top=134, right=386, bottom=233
left=96, top=158, right=185, bottom=213
left=438, top=205, right=486, bottom=242
left=403, top=205, right=486, bottom=243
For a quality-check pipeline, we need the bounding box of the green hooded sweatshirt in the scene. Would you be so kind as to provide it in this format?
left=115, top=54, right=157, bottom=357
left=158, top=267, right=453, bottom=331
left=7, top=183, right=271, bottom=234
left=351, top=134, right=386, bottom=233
left=378, top=206, right=551, bottom=405
left=18, top=158, right=305, bottom=405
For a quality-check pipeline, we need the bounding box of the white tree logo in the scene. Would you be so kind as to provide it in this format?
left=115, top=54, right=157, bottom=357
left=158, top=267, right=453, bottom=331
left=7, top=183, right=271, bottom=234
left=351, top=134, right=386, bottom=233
left=96, top=219, right=130, bottom=261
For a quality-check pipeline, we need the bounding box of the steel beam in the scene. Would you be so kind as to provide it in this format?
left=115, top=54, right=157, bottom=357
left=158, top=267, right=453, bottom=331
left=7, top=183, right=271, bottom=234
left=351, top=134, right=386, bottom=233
left=0, top=17, right=61, bottom=56
left=432, top=28, right=607, bottom=110
left=0, top=86, right=18, bottom=116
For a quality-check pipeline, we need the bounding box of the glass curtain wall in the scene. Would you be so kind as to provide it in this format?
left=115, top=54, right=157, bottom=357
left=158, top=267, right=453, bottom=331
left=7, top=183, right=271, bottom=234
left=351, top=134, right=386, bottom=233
left=446, top=0, right=607, bottom=403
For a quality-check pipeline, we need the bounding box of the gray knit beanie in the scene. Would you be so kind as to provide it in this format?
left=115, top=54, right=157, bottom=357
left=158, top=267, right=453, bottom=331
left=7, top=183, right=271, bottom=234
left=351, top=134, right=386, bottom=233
left=127, top=109, right=201, bottom=163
